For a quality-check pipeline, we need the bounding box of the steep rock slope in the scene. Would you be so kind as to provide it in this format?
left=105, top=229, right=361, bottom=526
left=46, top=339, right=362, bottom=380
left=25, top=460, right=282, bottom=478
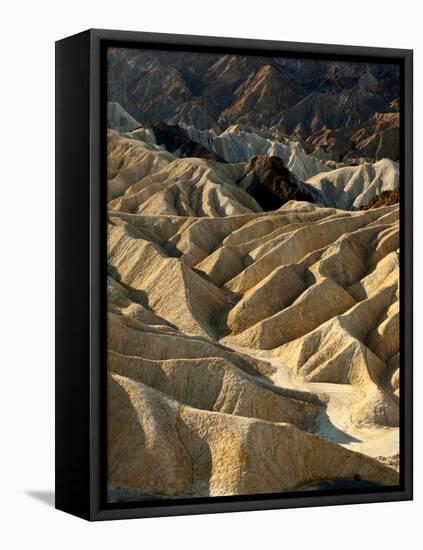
left=109, top=373, right=397, bottom=498
left=237, top=155, right=326, bottom=210
left=306, top=128, right=353, bottom=162
left=362, top=189, right=400, bottom=209
left=107, top=132, right=262, bottom=216
left=108, top=131, right=334, bottom=216
left=274, top=59, right=399, bottom=99
left=106, top=73, right=401, bottom=499
left=306, top=159, right=399, bottom=210
left=127, top=65, right=193, bottom=123
left=184, top=124, right=331, bottom=180
left=140, top=121, right=224, bottom=161
left=346, top=112, right=400, bottom=161
left=167, top=96, right=220, bottom=132
left=218, top=64, right=303, bottom=128
left=107, top=190, right=400, bottom=499
left=273, top=92, right=385, bottom=140
left=107, top=102, right=140, bottom=132
left=107, top=49, right=400, bottom=162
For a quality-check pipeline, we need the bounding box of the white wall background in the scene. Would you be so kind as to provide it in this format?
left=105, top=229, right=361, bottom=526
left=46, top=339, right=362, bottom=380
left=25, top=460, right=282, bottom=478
left=0, top=0, right=420, bottom=547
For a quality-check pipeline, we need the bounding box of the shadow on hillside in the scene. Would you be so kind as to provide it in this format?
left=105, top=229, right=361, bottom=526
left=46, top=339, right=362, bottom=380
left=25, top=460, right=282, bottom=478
left=314, top=408, right=361, bottom=444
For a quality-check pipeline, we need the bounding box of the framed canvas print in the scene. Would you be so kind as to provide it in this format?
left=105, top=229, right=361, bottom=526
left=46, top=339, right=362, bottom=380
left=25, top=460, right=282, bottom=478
left=55, top=29, right=413, bottom=521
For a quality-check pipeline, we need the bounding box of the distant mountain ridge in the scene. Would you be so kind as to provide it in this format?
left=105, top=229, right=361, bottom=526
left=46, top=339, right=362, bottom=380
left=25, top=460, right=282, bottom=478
left=108, top=49, right=400, bottom=162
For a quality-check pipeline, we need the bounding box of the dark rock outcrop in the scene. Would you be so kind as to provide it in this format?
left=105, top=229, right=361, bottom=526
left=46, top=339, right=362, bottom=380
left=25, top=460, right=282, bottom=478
left=146, top=122, right=224, bottom=162
left=242, top=155, right=323, bottom=211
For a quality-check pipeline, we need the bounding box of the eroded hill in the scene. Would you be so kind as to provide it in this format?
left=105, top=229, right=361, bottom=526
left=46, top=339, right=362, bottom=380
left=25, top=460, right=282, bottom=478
left=107, top=130, right=400, bottom=501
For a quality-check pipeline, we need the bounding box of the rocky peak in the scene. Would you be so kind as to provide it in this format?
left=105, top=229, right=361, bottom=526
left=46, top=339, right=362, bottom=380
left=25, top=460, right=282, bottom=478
left=242, top=155, right=320, bottom=211
left=146, top=121, right=224, bottom=161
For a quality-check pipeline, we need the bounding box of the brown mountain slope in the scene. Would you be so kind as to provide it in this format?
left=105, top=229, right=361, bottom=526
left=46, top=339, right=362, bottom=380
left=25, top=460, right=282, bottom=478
left=346, top=112, right=400, bottom=161
left=219, top=64, right=304, bottom=128
left=273, top=92, right=383, bottom=140
left=361, top=189, right=400, bottom=209
left=200, top=54, right=266, bottom=115
left=127, top=65, right=192, bottom=123
left=107, top=49, right=400, bottom=162
left=305, top=128, right=353, bottom=161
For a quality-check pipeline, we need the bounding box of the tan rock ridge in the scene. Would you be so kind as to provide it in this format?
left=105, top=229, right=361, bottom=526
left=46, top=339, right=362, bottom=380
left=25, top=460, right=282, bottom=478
left=106, top=130, right=400, bottom=500
left=108, top=374, right=398, bottom=498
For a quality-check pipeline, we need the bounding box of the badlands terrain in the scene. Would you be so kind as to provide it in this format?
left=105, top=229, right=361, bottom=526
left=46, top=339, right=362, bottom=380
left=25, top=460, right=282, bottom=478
left=106, top=49, right=400, bottom=501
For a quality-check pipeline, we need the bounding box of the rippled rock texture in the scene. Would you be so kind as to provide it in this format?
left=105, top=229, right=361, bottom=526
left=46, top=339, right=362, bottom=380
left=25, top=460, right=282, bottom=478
left=106, top=49, right=400, bottom=501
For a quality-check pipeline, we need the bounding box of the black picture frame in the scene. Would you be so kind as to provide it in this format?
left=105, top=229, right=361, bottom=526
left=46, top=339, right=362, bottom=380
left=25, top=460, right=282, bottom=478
left=55, top=28, right=413, bottom=521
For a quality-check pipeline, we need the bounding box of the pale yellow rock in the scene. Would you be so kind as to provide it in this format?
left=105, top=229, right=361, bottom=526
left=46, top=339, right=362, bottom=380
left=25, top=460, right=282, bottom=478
left=106, top=132, right=400, bottom=498
left=108, top=133, right=262, bottom=217
left=108, top=351, right=320, bottom=428
left=225, top=278, right=357, bottom=349
left=351, top=387, right=399, bottom=427
left=108, top=374, right=398, bottom=498
left=227, top=265, right=306, bottom=334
